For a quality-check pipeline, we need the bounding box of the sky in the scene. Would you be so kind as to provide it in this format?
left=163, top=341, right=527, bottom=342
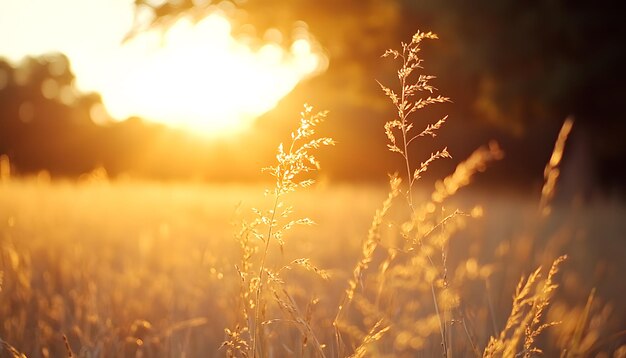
left=0, top=0, right=135, bottom=88
left=0, top=0, right=327, bottom=135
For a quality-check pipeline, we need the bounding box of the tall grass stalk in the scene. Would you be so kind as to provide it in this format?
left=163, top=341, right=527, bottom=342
left=378, top=30, right=465, bottom=357
left=224, top=104, right=334, bottom=357
left=379, top=30, right=450, bottom=212
left=539, top=117, right=574, bottom=217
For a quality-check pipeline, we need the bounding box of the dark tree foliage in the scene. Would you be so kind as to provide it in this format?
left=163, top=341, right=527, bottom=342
left=0, top=54, right=100, bottom=175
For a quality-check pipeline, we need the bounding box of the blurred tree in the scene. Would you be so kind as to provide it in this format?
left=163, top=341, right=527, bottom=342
left=0, top=53, right=274, bottom=181
left=403, top=1, right=626, bottom=127
left=0, top=54, right=100, bottom=175
left=401, top=0, right=626, bottom=187
left=0, top=54, right=170, bottom=178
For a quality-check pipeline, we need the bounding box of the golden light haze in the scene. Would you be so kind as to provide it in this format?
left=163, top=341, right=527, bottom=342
left=108, top=12, right=326, bottom=135
left=0, top=0, right=327, bottom=136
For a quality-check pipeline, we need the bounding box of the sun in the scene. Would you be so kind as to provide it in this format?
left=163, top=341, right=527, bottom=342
left=97, top=11, right=326, bottom=136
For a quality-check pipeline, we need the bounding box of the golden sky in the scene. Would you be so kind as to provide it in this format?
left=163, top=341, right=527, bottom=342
left=0, top=0, right=327, bottom=135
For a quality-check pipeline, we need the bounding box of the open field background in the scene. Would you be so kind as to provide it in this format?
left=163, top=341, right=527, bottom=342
left=1, top=176, right=624, bottom=357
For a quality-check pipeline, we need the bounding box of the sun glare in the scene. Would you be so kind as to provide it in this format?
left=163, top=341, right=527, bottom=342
left=0, top=1, right=327, bottom=136
left=100, top=11, right=327, bottom=136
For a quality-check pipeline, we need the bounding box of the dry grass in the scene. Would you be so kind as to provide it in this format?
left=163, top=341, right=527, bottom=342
left=1, top=31, right=626, bottom=358
left=1, top=177, right=625, bottom=357
left=222, top=104, right=334, bottom=357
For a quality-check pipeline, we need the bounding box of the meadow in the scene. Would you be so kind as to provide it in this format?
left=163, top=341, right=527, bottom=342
left=1, top=175, right=624, bottom=357
left=2, top=32, right=626, bottom=357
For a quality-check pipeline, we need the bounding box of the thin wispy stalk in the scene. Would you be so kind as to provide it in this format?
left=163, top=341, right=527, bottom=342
left=224, top=104, right=334, bottom=358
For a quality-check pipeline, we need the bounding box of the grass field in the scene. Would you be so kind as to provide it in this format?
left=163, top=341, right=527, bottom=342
left=1, top=176, right=624, bottom=357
